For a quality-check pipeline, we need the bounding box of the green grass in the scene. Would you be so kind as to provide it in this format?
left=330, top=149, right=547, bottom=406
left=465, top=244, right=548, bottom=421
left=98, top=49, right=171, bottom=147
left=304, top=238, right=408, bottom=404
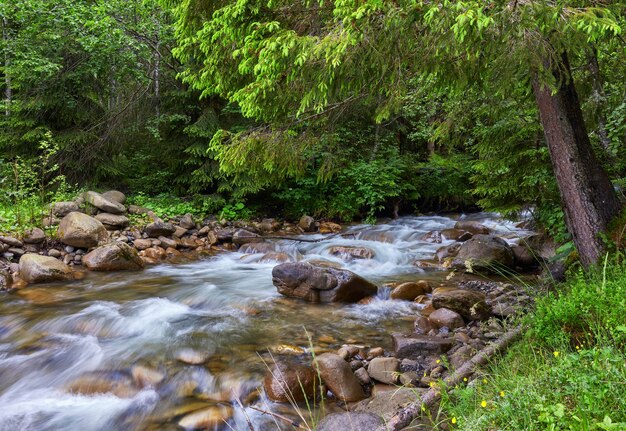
left=441, top=255, right=626, bottom=431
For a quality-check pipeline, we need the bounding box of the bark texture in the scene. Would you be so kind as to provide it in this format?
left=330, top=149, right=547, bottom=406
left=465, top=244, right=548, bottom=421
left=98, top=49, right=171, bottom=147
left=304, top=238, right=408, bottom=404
left=532, top=52, right=622, bottom=268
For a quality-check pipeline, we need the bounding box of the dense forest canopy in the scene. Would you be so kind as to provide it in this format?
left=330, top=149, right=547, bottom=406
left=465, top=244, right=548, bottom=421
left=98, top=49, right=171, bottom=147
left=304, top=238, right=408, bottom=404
left=1, top=0, right=625, bottom=264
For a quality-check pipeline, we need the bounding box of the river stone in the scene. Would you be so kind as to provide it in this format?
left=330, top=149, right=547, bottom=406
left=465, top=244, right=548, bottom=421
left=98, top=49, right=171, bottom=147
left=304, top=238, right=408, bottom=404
left=313, top=353, right=365, bottom=402
left=390, top=280, right=431, bottom=301
left=58, top=212, right=108, bottom=248
left=354, top=387, right=427, bottom=424
left=432, top=287, right=491, bottom=321
left=173, top=226, right=188, bottom=238
left=232, top=229, right=262, bottom=245
left=367, top=357, right=400, bottom=385
left=133, top=239, right=152, bottom=250
left=67, top=371, right=139, bottom=398
left=272, top=262, right=378, bottom=303
left=428, top=307, right=465, bottom=330
left=259, top=218, right=281, bottom=232
left=263, top=362, right=318, bottom=402
left=95, top=213, right=130, bottom=229
left=131, top=365, right=165, bottom=387
left=329, top=246, right=374, bottom=260
left=215, top=228, right=235, bottom=242
left=23, top=228, right=45, bottom=244
left=101, top=190, right=126, bottom=204
left=441, top=228, right=472, bottom=241
left=319, top=221, right=342, bottom=234
left=145, top=221, right=176, bottom=237
left=454, top=220, right=491, bottom=235
left=52, top=201, right=80, bottom=217
left=179, top=213, right=195, bottom=229
left=83, top=242, right=144, bottom=271
left=392, top=333, right=455, bottom=359
left=19, top=254, right=73, bottom=284
left=177, top=405, right=233, bottom=430
left=436, top=243, right=461, bottom=262
left=84, top=191, right=126, bottom=214
left=0, top=268, right=12, bottom=290
left=317, top=412, right=383, bottom=431
left=158, top=236, right=179, bottom=249
left=298, top=215, right=316, bottom=232
left=452, top=234, right=514, bottom=271
left=259, top=252, right=292, bottom=263
left=0, top=236, right=23, bottom=247
left=176, top=348, right=209, bottom=365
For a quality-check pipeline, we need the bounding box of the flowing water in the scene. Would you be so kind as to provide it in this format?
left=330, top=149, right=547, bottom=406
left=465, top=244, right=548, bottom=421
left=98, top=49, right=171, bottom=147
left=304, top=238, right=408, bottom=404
left=0, top=214, right=532, bottom=431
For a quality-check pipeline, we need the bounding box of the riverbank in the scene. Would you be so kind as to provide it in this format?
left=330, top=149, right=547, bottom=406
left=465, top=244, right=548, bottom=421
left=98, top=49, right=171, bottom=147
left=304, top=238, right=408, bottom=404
left=440, top=256, right=626, bottom=430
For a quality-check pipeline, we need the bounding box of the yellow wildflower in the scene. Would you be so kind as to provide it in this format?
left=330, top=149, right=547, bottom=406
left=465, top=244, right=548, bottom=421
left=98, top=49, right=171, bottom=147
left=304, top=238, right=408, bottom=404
left=500, top=391, right=505, bottom=397
left=482, top=378, right=487, bottom=384
left=481, top=400, right=487, bottom=408
left=553, top=351, right=560, bottom=358
left=451, top=417, right=457, bottom=424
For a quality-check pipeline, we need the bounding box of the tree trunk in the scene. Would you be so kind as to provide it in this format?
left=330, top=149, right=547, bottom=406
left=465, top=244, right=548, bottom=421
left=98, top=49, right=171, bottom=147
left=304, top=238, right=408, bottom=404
left=532, top=52, right=622, bottom=268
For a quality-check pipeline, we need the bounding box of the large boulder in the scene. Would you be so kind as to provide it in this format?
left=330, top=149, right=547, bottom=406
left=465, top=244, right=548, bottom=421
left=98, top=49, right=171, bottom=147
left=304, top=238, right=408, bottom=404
left=95, top=213, right=130, bottom=230
left=431, top=287, right=491, bottom=321
left=272, top=262, right=377, bottom=303
left=316, top=412, right=383, bottom=431
left=19, top=254, right=73, bottom=284
left=452, top=234, right=514, bottom=271
left=58, top=212, right=108, bottom=248
left=313, top=353, right=365, bottom=402
left=263, top=362, right=318, bottom=402
left=83, top=242, right=144, bottom=271
left=84, top=191, right=126, bottom=214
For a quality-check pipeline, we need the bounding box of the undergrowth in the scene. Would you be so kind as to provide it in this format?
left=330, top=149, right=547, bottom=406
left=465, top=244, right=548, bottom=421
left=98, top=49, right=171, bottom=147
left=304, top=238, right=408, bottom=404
left=441, top=254, right=626, bottom=430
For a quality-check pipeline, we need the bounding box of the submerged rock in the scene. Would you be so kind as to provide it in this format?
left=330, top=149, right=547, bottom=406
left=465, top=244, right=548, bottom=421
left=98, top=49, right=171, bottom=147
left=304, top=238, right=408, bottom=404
left=272, top=262, right=377, bottom=303
left=57, top=212, right=108, bottom=248
left=19, top=254, right=73, bottom=284
left=329, top=246, right=375, bottom=260
left=83, top=242, right=144, bottom=271
left=177, top=405, right=233, bottom=430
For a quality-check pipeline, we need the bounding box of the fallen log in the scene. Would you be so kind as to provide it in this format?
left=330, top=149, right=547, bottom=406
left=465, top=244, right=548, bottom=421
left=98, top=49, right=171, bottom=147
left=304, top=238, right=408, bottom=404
left=379, top=325, right=524, bottom=431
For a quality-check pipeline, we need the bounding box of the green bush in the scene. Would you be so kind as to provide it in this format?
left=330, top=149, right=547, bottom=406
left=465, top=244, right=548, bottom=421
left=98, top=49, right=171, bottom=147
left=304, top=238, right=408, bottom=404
left=127, top=193, right=226, bottom=220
